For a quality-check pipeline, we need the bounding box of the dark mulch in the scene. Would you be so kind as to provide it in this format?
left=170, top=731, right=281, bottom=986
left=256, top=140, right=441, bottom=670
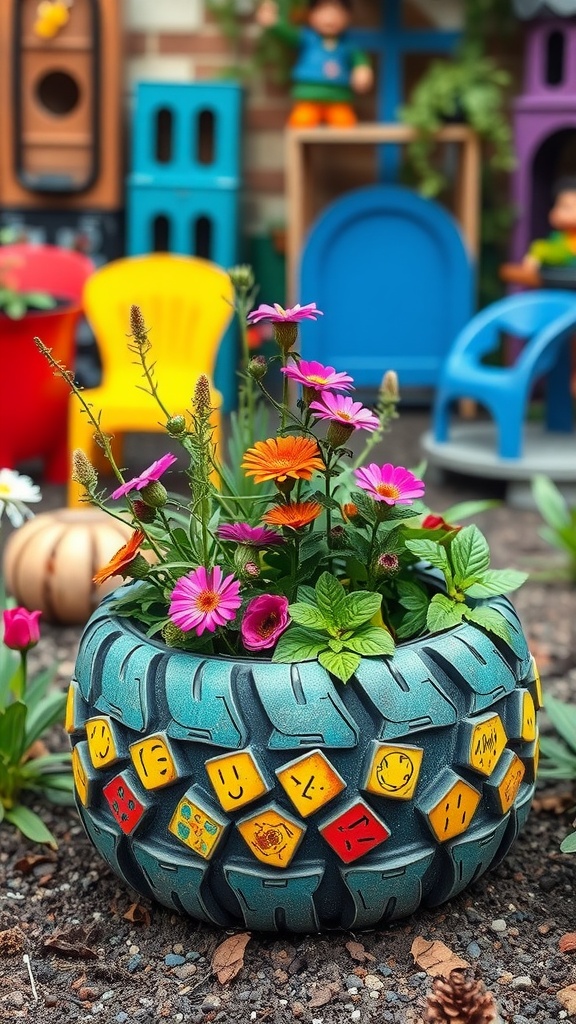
left=1, top=411, right=576, bottom=1022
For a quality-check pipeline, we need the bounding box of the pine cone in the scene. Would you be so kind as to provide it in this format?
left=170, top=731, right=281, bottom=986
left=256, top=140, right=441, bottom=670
left=424, top=969, right=499, bottom=1024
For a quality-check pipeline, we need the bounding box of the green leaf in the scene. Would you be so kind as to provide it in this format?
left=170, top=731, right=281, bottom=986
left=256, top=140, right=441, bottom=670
left=465, top=568, right=528, bottom=597
left=25, top=666, right=58, bottom=710
left=396, top=579, right=429, bottom=612
left=288, top=603, right=330, bottom=630
left=532, top=475, right=571, bottom=531
left=296, top=585, right=317, bottom=605
left=4, top=805, right=58, bottom=848
left=343, top=625, right=395, bottom=656
left=449, top=524, right=490, bottom=584
left=462, top=606, right=511, bottom=642
left=544, top=693, right=576, bottom=754
left=310, top=489, right=341, bottom=511
left=350, top=489, right=377, bottom=524
left=272, top=628, right=327, bottom=663
left=0, top=702, right=27, bottom=763
left=343, top=591, right=383, bottom=629
left=328, top=637, right=344, bottom=653
left=315, top=572, right=347, bottom=626
left=24, top=691, right=66, bottom=749
left=560, top=831, right=576, bottom=854
left=395, top=607, right=427, bottom=639
left=426, top=593, right=465, bottom=633
left=404, top=538, right=451, bottom=576
left=318, top=649, right=361, bottom=683
left=441, top=499, right=500, bottom=521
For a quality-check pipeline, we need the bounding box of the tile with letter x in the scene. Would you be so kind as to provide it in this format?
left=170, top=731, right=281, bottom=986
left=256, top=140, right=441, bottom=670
left=319, top=799, right=391, bottom=864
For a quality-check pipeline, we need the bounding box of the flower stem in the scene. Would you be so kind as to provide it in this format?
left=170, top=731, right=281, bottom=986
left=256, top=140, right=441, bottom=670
left=13, top=651, right=26, bottom=701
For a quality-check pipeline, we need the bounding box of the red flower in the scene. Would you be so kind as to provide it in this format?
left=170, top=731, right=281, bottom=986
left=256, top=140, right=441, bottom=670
left=422, top=514, right=461, bottom=532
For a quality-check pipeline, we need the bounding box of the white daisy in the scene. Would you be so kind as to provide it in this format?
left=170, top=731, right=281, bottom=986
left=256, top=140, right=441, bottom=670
left=0, top=468, right=41, bottom=528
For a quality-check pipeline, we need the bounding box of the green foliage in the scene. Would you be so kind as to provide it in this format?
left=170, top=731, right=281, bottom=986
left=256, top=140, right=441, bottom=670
left=531, top=475, right=576, bottom=582
left=273, top=571, right=394, bottom=683
left=405, top=524, right=527, bottom=639
left=538, top=693, right=576, bottom=854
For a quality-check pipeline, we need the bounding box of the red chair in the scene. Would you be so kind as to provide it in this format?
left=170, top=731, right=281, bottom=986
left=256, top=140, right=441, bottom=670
left=0, top=244, right=94, bottom=482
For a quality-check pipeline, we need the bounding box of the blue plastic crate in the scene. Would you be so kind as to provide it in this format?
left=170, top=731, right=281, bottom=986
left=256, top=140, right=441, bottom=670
left=131, top=81, right=242, bottom=188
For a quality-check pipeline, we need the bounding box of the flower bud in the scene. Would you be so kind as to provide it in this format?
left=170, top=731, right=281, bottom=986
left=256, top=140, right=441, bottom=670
left=139, top=480, right=168, bottom=508
left=234, top=544, right=259, bottom=577
left=380, top=370, right=399, bottom=403
left=193, top=374, right=212, bottom=416
left=248, top=355, right=267, bottom=380
left=273, top=321, right=298, bottom=353
left=372, top=552, right=400, bottom=578
left=342, top=502, right=362, bottom=524
left=329, top=525, right=347, bottom=549
left=71, top=449, right=98, bottom=491
left=129, top=304, right=147, bottom=338
left=275, top=476, right=296, bottom=496
left=122, top=554, right=150, bottom=580
left=161, top=621, right=188, bottom=647
left=228, top=264, right=255, bottom=291
left=166, top=414, right=187, bottom=436
left=2, top=608, right=41, bottom=652
left=244, top=561, right=261, bottom=579
left=326, top=421, right=354, bottom=449
left=131, top=499, right=157, bottom=524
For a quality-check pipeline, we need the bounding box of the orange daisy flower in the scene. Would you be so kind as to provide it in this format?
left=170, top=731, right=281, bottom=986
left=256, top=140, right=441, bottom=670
left=93, top=529, right=146, bottom=585
left=262, top=501, right=323, bottom=530
left=241, top=436, right=324, bottom=485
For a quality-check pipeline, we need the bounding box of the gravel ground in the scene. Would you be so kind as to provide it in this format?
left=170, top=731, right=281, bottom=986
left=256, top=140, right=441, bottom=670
left=1, top=410, right=576, bottom=1023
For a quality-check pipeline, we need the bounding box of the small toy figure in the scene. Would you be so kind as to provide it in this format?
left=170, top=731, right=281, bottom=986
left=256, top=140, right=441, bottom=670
left=501, top=177, right=576, bottom=287
left=34, top=0, right=70, bottom=39
left=257, top=0, right=373, bottom=128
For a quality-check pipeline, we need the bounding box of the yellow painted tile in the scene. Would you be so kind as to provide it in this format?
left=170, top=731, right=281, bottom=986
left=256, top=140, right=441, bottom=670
left=130, top=734, right=179, bottom=790
left=494, top=753, right=525, bottom=814
left=521, top=691, right=537, bottom=742
left=468, top=714, right=507, bottom=777
left=72, top=744, right=90, bottom=807
left=276, top=749, right=346, bottom=817
left=237, top=804, right=306, bottom=868
left=427, top=778, right=481, bottom=842
left=86, top=716, right=121, bottom=769
left=363, top=743, right=423, bottom=800
left=168, top=795, right=227, bottom=860
left=531, top=656, right=543, bottom=709
left=206, top=749, right=269, bottom=812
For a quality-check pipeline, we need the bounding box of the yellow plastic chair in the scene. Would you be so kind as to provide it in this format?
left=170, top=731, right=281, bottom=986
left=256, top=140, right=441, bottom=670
left=68, top=254, right=233, bottom=507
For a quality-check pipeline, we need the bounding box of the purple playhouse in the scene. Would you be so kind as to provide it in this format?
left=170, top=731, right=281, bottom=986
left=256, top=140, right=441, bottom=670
left=511, top=0, right=576, bottom=262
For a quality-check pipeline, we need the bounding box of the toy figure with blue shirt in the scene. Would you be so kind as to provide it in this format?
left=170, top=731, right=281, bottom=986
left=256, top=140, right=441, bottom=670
left=257, top=0, right=373, bottom=128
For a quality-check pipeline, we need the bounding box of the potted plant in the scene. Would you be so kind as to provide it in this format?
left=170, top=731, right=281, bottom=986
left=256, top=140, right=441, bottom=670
left=0, top=235, right=93, bottom=482
left=36, top=271, right=539, bottom=932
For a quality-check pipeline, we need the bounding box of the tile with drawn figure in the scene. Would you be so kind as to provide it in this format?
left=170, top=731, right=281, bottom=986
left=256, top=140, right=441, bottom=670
left=362, top=742, right=423, bottom=801
left=130, top=733, right=180, bottom=790
left=86, top=715, right=123, bottom=770
left=103, top=772, right=147, bottom=835
left=275, top=749, right=346, bottom=817
left=237, top=802, right=306, bottom=868
left=168, top=790, right=228, bottom=860
left=419, top=769, right=481, bottom=843
left=319, top=799, right=391, bottom=864
left=205, top=748, right=270, bottom=812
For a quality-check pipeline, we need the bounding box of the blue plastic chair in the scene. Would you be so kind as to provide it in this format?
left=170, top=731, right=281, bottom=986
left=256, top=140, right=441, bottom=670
left=433, top=290, right=576, bottom=459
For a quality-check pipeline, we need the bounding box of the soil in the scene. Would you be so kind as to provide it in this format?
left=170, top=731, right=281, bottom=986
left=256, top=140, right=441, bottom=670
left=1, top=411, right=576, bottom=1024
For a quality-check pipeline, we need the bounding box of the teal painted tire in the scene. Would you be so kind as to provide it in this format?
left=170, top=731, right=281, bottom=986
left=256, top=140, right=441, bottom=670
left=68, top=589, right=539, bottom=933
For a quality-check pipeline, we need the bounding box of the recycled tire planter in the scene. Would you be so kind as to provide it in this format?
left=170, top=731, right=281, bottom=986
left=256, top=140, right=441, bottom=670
left=68, top=588, right=540, bottom=933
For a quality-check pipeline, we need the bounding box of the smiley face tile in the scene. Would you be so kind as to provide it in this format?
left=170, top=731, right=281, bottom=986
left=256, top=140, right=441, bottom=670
left=484, top=749, right=526, bottom=815
left=86, top=715, right=123, bottom=770
left=237, top=802, right=306, bottom=868
left=103, top=773, right=147, bottom=834
left=506, top=689, right=537, bottom=743
left=168, top=790, right=228, bottom=860
left=419, top=770, right=481, bottom=843
left=319, top=799, right=391, bottom=864
left=130, top=733, right=180, bottom=790
left=275, top=749, right=346, bottom=817
left=362, top=742, right=423, bottom=801
left=459, top=712, right=507, bottom=778
left=72, top=742, right=93, bottom=808
left=205, top=749, right=270, bottom=812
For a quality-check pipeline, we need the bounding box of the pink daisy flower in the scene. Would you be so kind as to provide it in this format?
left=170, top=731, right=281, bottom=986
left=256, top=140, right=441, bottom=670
left=354, top=464, right=425, bottom=505
left=169, top=566, right=242, bottom=636
left=217, top=522, right=285, bottom=547
left=112, top=453, right=178, bottom=499
left=280, top=359, right=354, bottom=392
left=247, top=302, right=323, bottom=325
left=309, top=393, right=380, bottom=432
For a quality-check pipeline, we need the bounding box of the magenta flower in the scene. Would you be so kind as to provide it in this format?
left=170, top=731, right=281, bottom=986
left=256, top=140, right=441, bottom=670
left=112, top=454, right=178, bottom=499
left=309, top=392, right=380, bottom=432
left=247, top=302, right=323, bottom=325
left=3, top=608, right=41, bottom=651
left=280, top=360, right=354, bottom=392
left=169, top=566, right=242, bottom=636
left=241, top=594, right=290, bottom=651
left=217, top=522, right=285, bottom=547
left=354, top=464, right=425, bottom=505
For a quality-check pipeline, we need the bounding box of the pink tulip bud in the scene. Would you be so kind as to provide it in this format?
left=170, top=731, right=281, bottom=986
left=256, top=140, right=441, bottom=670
left=2, top=608, right=42, bottom=652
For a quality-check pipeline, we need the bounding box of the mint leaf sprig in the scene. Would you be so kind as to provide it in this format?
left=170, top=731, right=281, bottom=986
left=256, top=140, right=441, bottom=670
left=405, top=524, right=527, bottom=640
left=272, top=571, right=395, bottom=683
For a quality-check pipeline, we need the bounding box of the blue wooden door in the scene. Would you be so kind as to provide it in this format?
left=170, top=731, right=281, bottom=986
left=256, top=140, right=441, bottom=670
left=299, top=185, right=474, bottom=389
